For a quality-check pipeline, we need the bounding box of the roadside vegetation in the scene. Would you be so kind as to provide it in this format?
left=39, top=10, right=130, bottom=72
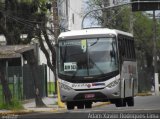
left=48, top=82, right=55, bottom=95
left=0, top=99, right=23, bottom=110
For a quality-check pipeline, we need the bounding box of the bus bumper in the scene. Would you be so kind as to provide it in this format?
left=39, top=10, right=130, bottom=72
left=59, top=83, right=121, bottom=102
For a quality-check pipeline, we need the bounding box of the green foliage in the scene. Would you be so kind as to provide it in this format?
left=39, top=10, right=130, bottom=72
left=0, top=99, right=24, bottom=110
left=0, top=85, right=3, bottom=103
left=0, top=0, right=49, bottom=44
left=17, top=0, right=32, bottom=3
left=48, top=82, right=55, bottom=95
left=86, top=0, right=160, bottom=67
left=110, top=6, right=131, bottom=32
left=133, top=12, right=153, bottom=51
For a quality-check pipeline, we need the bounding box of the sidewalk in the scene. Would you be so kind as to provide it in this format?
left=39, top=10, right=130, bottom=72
left=23, top=97, right=59, bottom=112
left=0, top=97, right=59, bottom=116
left=1, top=92, right=154, bottom=116
left=22, top=97, right=110, bottom=112
left=0, top=96, right=111, bottom=116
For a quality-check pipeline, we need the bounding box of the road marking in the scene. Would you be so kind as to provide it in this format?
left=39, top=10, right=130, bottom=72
left=91, top=108, right=160, bottom=112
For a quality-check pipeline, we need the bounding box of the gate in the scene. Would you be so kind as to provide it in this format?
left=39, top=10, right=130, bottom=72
left=0, top=64, right=47, bottom=101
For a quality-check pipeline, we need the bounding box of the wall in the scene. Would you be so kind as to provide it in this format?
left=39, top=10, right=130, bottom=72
left=68, top=0, right=83, bottom=30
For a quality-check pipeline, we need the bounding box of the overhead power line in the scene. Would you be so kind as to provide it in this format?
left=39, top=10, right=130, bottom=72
left=0, top=9, right=69, bottom=31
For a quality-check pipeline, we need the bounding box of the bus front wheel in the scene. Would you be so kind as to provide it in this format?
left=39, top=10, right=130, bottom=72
left=67, top=102, right=74, bottom=110
left=77, top=102, right=84, bottom=109
left=85, top=102, right=92, bottom=109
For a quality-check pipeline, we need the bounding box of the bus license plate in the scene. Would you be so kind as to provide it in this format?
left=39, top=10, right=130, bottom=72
left=85, top=94, right=95, bottom=99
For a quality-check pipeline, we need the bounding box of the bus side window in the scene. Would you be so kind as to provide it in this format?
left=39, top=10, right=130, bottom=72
left=130, top=40, right=134, bottom=59
left=118, top=38, right=125, bottom=58
left=128, top=39, right=131, bottom=59
left=132, top=40, right=136, bottom=59
left=118, top=35, right=135, bottom=61
left=129, top=39, right=135, bottom=60
left=123, top=38, right=127, bottom=58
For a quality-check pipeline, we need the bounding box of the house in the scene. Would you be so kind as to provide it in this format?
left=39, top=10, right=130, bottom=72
left=0, top=0, right=83, bottom=96
left=0, top=45, right=47, bottom=99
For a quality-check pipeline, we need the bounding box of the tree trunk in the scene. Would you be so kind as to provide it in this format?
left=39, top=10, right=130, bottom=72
left=41, top=28, right=57, bottom=95
left=0, top=60, right=12, bottom=104
left=23, top=50, right=46, bottom=107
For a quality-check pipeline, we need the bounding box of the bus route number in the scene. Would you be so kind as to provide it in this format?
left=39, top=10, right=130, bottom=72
left=64, top=62, right=77, bottom=71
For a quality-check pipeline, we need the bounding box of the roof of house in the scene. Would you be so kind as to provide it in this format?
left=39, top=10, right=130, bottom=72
left=0, top=45, right=34, bottom=59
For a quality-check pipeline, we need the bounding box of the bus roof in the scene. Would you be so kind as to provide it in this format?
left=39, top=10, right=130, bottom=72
left=58, top=28, right=133, bottom=40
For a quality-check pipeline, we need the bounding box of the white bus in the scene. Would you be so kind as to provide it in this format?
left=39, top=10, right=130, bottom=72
left=57, top=28, right=138, bottom=110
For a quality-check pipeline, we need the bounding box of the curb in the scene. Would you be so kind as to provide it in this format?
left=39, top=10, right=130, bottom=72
left=93, top=102, right=111, bottom=108
left=136, top=92, right=152, bottom=96
left=0, top=108, right=61, bottom=116
left=0, top=110, right=33, bottom=116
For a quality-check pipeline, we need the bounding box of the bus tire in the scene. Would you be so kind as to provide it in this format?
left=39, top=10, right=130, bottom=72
left=85, top=102, right=92, bottom=109
left=126, top=97, right=134, bottom=106
left=67, top=102, right=74, bottom=110
left=126, top=82, right=135, bottom=106
left=77, top=102, right=84, bottom=109
left=115, top=98, right=126, bottom=107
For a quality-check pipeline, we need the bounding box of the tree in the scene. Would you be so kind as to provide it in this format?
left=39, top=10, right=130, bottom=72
left=86, top=0, right=160, bottom=92
left=0, top=0, right=46, bottom=107
left=0, top=0, right=61, bottom=106
left=23, top=50, right=46, bottom=107
left=86, top=0, right=131, bottom=31
left=30, top=0, right=59, bottom=94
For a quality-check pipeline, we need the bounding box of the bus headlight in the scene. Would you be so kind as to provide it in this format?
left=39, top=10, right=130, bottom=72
left=60, top=83, right=72, bottom=91
left=107, top=80, right=120, bottom=88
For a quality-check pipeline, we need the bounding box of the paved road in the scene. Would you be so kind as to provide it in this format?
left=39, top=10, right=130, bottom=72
left=17, top=96, right=160, bottom=119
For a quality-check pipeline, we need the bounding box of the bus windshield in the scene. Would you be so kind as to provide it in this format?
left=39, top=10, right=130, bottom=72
left=58, top=37, right=118, bottom=77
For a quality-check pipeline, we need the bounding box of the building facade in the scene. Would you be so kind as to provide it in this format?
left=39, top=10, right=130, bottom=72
left=58, top=0, right=83, bottom=31
left=39, top=0, right=83, bottom=85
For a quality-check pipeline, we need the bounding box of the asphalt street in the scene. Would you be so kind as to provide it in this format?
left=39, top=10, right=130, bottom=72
left=9, top=96, right=160, bottom=119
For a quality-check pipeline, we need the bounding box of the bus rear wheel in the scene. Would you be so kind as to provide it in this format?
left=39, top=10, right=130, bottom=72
left=126, top=97, right=134, bottom=106
left=67, top=102, right=74, bottom=110
left=115, top=98, right=126, bottom=107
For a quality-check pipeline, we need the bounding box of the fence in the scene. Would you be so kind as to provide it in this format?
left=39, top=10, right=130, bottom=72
left=138, top=66, right=153, bottom=93
left=0, top=64, right=47, bottom=102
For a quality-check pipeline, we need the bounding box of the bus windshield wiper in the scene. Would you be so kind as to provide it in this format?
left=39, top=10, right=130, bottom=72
left=90, top=39, right=99, bottom=47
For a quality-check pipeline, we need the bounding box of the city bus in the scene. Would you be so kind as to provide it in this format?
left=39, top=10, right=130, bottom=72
left=57, top=28, right=138, bottom=110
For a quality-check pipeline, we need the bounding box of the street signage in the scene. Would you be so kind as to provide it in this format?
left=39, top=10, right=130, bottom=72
left=132, top=0, right=160, bottom=11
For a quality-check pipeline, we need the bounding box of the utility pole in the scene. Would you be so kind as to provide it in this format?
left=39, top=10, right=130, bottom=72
left=52, top=0, right=60, bottom=94
left=52, top=0, right=60, bottom=43
left=102, top=0, right=110, bottom=27
left=153, top=10, right=159, bottom=96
